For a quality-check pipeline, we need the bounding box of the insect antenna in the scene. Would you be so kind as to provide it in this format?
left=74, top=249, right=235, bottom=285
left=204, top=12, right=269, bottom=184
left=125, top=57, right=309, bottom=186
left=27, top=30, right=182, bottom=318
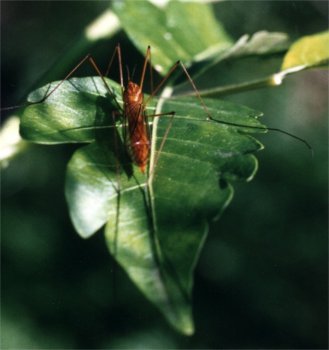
left=207, top=117, right=313, bottom=155
left=176, top=61, right=313, bottom=156
left=125, top=65, right=131, bottom=82
left=131, top=65, right=137, bottom=82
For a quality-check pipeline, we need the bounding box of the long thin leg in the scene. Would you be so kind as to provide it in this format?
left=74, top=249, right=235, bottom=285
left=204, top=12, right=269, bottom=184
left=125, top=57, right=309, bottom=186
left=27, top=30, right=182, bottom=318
left=148, top=47, right=154, bottom=94
left=140, top=45, right=154, bottom=94
left=143, top=59, right=215, bottom=121
left=146, top=59, right=312, bottom=153
left=178, top=62, right=312, bottom=151
left=105, top=44, right=127, bottom=146
left=142, top=56, right=220, bottom=182
left=2, top=54, right=112, bottom=111
left=105, top=44, right=124, bottom=89
left=1, top=48, right=122, bottom=112
left=143, top=60, right=180, bottom=107
left=146, top=111, right=175, bottom=183
left=139, top=46, right=151, bottom=91
left=26, top=50, right=124, bottom=114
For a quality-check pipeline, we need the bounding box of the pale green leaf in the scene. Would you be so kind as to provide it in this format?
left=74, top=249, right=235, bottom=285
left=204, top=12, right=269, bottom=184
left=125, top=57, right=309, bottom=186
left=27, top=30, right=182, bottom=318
left=282, top=31, right=329, bottom=70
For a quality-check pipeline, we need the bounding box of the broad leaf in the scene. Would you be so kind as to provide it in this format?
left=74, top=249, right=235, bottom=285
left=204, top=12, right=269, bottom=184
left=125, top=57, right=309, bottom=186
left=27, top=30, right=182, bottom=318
left=20, top=77, right=265, bottom=334
left=20, top=77, right=122, bottom=144
left=112, top=1, right=232, bottom=73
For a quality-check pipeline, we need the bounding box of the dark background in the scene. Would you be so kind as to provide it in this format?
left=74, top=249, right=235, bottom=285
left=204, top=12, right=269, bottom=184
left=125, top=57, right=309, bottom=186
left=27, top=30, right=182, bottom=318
left=1, top=1, right=328, bottom=348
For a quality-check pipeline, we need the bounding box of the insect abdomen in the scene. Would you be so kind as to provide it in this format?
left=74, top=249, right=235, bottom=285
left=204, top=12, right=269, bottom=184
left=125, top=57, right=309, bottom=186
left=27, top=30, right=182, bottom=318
left=128, top=112, right=149, bottom=173
left=123, top=82, right=150, bottom=173
left=125, top=103, right=149, bottom=173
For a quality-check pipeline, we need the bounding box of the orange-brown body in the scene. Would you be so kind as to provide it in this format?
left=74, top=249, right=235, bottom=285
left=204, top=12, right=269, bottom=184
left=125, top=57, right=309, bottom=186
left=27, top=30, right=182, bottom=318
left=123, top=81, right=150, bottom=173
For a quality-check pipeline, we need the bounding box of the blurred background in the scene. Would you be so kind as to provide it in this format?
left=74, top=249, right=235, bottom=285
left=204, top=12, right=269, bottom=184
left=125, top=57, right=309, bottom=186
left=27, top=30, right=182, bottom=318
left=1, top=1, right=328, bottom=348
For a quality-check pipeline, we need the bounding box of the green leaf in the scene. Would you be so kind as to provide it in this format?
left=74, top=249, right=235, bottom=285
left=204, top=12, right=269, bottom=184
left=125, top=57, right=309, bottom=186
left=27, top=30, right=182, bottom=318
left=112, top=1, right=232, bottom=73
left=282, top=31, right=329, bottom=70
left=20, top=77, right=123, bottom=144
left=20, top=77, right=264, bottom=334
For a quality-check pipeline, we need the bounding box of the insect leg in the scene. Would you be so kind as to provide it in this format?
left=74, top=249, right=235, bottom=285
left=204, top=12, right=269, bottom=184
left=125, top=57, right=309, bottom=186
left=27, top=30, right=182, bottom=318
left=146, top=111, right=176, bottom=183
left=139, top=46, right=151, bottom=91
left=26, top=51, right=125, bottom=114
left=176, top=62, right=313, bottom=152
left=105, top=43, right=124, bottom=97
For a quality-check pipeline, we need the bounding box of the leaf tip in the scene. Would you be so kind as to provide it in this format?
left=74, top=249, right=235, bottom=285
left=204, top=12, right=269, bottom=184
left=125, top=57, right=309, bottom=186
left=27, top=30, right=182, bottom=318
left=176, top=320, right=194, bottom=336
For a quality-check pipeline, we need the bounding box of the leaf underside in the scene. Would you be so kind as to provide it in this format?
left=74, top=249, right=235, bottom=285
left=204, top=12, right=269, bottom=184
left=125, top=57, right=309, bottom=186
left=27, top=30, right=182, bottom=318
left=20, top=76, right=264, bottom=334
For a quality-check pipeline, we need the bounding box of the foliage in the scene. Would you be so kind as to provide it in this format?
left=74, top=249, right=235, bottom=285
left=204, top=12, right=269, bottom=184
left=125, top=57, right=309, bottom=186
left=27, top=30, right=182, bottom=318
left=2, top=0, right=328, bottom=345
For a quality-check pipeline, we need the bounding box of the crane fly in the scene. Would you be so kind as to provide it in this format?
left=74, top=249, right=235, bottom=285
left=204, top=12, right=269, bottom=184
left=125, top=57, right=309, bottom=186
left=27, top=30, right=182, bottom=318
left=120, top=45, right=172, bottom=174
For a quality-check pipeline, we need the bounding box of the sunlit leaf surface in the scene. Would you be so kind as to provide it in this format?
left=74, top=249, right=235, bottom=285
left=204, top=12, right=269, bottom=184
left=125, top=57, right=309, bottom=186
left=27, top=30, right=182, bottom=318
left=282, top=31, right=329, bottom=70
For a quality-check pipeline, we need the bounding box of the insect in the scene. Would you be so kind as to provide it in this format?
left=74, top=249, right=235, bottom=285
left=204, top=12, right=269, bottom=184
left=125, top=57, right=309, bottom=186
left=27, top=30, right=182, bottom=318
left=120, top=45, right=174, bottom=174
